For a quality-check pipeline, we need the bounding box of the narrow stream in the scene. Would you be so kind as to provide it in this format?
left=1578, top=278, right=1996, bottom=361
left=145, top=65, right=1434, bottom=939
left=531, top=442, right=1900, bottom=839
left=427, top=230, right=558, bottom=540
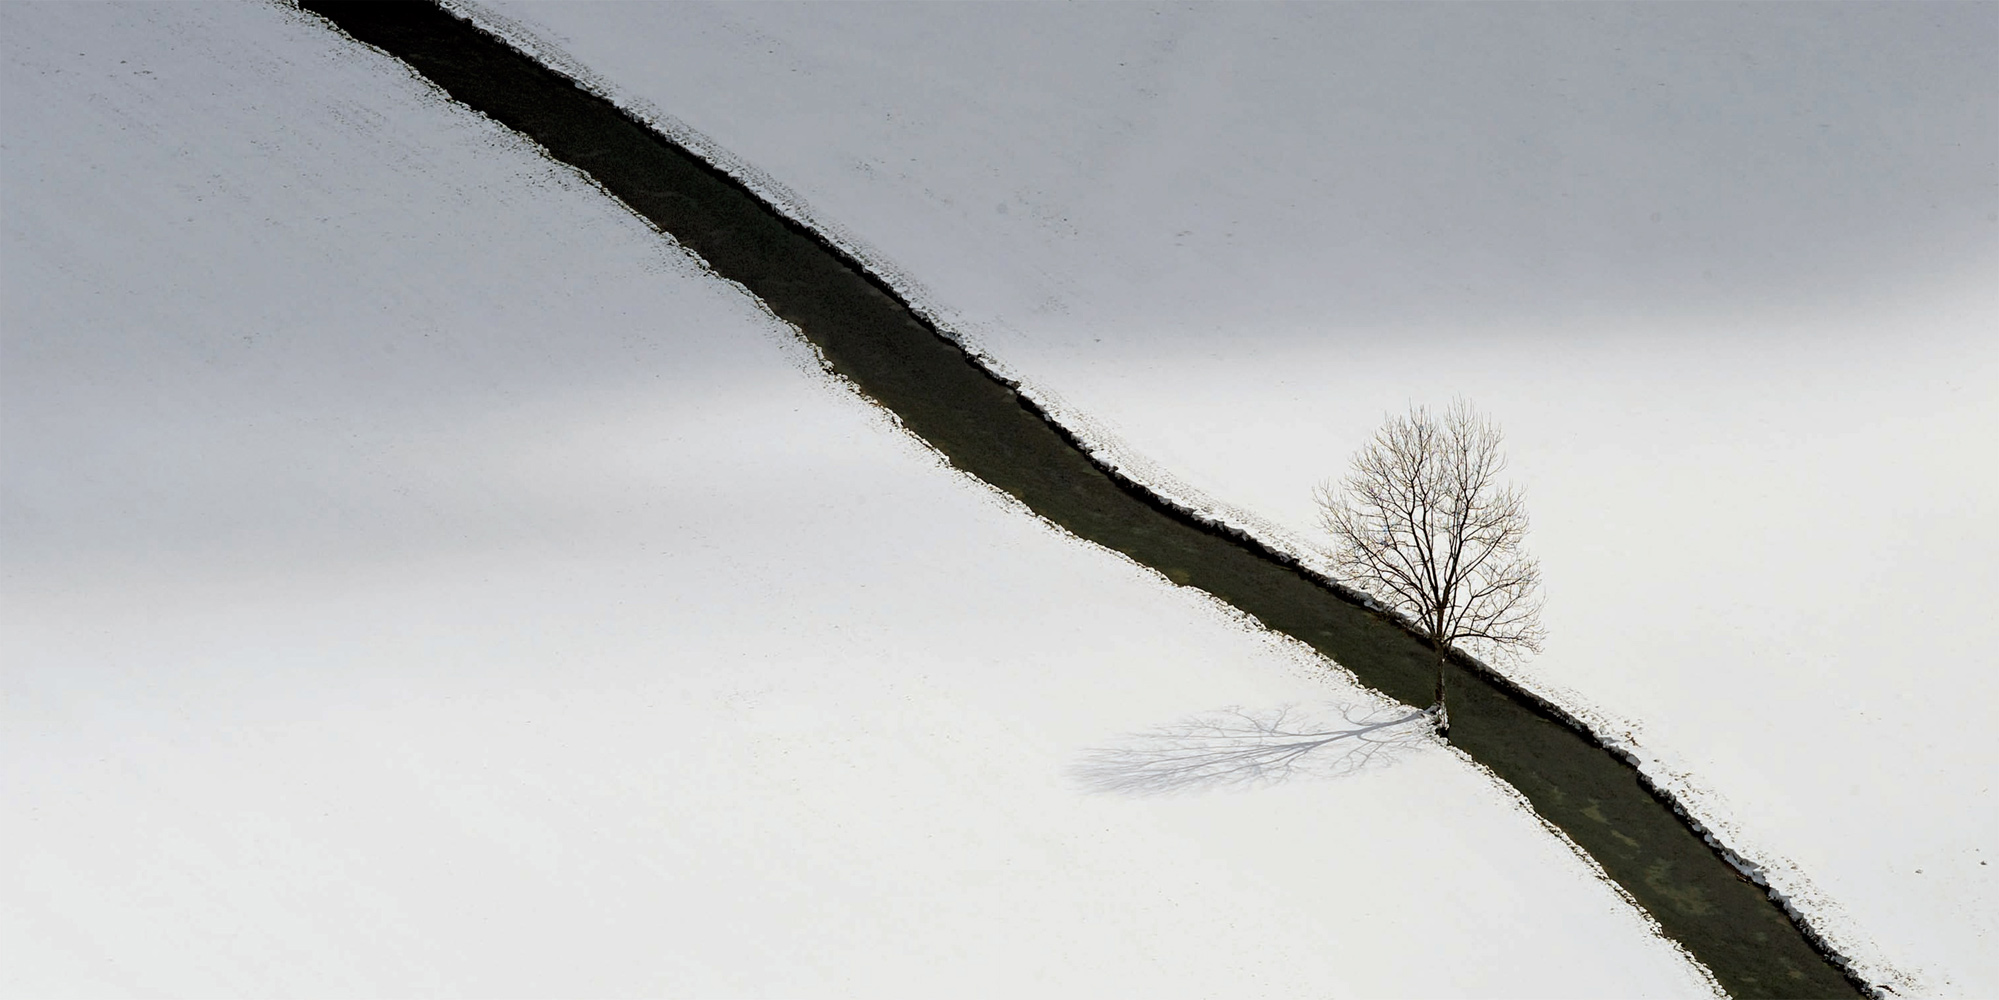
left=300, top=4, right=1865, bottom=996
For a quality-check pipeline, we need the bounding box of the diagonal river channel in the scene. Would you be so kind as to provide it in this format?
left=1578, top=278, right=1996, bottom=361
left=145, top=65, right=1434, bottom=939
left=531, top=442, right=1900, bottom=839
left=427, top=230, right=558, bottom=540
left=301, top=4, right=1865, bottom=996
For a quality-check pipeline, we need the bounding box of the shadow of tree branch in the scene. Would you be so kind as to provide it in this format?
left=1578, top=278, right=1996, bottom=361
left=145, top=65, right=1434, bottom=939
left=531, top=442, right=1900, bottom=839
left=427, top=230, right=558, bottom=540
left=1073, top=704, right=1434, bottom=795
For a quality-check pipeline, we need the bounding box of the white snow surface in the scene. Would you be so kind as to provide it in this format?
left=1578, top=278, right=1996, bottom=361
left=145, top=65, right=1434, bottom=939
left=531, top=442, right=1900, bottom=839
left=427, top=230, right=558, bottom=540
left=461, top=3, right=1999, bottom=995
left=0, top=3, right=1720, bottom=997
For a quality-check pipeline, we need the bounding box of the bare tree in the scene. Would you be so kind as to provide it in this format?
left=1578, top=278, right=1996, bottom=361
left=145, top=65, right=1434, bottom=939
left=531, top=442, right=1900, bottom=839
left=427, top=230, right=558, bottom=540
left=1315, top=400, right=1545, bottom=737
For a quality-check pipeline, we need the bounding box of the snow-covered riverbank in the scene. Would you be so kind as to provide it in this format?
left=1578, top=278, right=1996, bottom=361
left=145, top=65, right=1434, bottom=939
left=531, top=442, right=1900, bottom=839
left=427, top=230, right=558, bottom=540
left=0, top=4, right=1717, bottom=995
left=459, top=3, right=1999, bottom=993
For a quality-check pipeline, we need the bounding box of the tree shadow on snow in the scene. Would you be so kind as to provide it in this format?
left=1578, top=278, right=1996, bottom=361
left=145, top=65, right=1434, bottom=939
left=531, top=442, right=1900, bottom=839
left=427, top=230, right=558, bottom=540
left=1073, top=704, right=1434, bottom=795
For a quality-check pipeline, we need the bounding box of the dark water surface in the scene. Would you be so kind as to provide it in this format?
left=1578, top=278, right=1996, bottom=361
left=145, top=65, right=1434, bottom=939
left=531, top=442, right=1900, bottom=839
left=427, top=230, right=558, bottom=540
left=299, top=4, right=1864, bottom=996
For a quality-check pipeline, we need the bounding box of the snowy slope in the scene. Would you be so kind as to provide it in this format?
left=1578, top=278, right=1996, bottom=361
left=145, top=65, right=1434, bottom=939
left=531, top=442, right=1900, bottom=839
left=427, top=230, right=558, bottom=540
left=461, top=3, right=1999, bottom=994
left=0, top=3, right=1717, bottom=996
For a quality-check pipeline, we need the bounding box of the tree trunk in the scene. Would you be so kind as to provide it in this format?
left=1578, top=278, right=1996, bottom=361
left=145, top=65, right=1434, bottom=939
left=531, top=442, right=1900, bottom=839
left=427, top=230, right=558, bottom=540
left=1431, top=644, right=1450, bottom=739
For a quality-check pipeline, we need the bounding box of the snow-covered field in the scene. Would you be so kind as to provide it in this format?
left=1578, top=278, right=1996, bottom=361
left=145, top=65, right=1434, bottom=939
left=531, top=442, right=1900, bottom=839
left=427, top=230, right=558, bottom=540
left=461, top=3, right=1999, bottom=994
left=0, top=3, right=1719, bottom=995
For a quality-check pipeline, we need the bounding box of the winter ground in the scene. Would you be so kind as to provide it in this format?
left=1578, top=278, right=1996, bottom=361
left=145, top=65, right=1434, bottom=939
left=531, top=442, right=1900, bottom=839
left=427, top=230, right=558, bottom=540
left=464, top=3, right=1999, bottom=994
left=0, top=3, right=1720, bottom=996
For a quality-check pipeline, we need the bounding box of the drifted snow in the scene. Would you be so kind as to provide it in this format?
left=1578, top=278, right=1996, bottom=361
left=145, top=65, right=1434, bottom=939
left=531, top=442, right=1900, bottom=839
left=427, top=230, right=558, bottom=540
left=0, top=3, right=1717, bottom=996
